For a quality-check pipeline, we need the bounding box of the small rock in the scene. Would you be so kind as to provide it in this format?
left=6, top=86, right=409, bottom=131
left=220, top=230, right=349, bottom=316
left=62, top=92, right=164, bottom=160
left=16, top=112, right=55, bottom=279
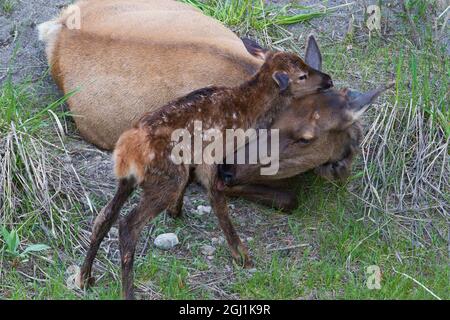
left=201, top=244, right=216, bottom=256
left=248, top=268, right=258, bottom=274
left=196, top=205, right=212, bottom=216
left=109, top=227, right=119, bottom=238
left=207, top=255, right=214, bottom=261
left=154, top=233, right=179, bottom=250
left=66, top=265, right=81, bottom=290
left=62, top=155, right=72, bottom=164
left=212, top=236, right=225, bottom=245
left=246, top=237, right=254, bottom=242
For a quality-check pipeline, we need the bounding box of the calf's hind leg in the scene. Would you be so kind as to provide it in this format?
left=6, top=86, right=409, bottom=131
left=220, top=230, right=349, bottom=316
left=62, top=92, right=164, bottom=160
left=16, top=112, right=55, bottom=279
left=78, top=177, right=136, bottom=288
left=119, top=174, right=189, bottom=299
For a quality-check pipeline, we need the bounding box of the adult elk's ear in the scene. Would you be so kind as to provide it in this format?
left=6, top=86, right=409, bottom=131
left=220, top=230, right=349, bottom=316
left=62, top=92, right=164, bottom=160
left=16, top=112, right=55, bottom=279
left=272, top=71, right=290, bottom=92
left=347, top=81, right=395, bottom=119
left=241, top=37, right=268, bottom=60
left=305, top=35, right=322, bottom=71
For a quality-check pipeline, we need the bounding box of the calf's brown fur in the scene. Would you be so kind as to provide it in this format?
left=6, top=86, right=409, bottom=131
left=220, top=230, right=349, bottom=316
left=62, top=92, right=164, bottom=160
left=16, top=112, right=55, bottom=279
left=78, top=51, right=333, bottom=299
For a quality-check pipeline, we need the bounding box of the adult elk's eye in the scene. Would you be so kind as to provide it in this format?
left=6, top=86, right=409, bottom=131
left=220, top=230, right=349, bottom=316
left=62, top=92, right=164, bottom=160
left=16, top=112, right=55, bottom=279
left=298, top=137, right=312, bottom=144
left=299, top=75, right=308, bottom=80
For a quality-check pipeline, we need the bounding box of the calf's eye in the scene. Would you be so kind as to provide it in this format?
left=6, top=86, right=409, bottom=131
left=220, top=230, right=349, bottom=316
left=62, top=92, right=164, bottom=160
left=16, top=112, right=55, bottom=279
left=299, top=75, right=308, bottom=80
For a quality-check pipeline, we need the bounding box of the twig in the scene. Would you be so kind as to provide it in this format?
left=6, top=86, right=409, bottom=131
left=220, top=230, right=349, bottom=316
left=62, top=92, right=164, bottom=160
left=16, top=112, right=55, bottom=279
left=267, top=243, right=309, bottom=252
left=392, top=267, right=442, bottom=300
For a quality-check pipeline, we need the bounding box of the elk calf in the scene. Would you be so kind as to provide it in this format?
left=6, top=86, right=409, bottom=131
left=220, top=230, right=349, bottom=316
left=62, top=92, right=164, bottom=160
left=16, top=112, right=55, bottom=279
left=78, top=50, right=333, bottom=299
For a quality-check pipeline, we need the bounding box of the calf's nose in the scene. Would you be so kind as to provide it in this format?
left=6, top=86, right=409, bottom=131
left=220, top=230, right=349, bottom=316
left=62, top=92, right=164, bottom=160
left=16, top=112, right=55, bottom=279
left=323, top=75, right=333, bottom=89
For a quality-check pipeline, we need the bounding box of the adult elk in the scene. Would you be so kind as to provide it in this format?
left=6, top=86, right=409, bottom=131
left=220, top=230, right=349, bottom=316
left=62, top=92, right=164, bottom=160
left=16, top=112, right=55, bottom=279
left=38, top=0, right=391, bottom=210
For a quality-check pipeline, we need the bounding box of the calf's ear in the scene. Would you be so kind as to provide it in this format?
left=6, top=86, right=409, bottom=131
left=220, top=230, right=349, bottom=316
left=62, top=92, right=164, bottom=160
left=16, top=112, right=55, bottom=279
left=272, top=71, right=290, bottom=92
left=305, top=35, right=322, bottom=71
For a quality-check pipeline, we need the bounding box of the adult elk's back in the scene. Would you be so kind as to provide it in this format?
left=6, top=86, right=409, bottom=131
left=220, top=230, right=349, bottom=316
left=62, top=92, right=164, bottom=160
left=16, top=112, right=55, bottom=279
left=38, top=0, right=262, bottom=150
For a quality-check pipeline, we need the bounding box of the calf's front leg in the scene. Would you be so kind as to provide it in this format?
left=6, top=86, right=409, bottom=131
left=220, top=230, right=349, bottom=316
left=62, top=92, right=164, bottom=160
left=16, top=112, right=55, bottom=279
left=208, top=180, right=253, bottom=268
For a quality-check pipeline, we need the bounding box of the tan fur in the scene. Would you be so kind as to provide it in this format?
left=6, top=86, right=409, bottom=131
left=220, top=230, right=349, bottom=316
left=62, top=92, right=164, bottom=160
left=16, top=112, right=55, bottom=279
left=113, top=128, right=151, bottom=183
left=40, top=0, right=261, bottom=150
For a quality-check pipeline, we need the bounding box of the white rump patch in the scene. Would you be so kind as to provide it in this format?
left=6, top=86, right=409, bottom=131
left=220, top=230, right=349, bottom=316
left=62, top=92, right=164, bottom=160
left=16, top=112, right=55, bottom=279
left=37, top=20, right=62, bottom=42
left=37, top=20, right=62, bottom=64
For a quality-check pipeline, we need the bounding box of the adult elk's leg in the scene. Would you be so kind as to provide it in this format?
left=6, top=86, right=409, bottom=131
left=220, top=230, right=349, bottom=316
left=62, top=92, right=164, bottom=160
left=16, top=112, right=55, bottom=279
left=78, top=177, right=136, bottom=288
left=166, top=172, right=193, bottom=219
left=224, top=184, right=298, bottom=213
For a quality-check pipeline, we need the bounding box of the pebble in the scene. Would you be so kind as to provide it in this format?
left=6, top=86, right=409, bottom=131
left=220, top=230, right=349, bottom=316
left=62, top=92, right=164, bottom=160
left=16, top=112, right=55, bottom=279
left=196, top=205, right=212, bottom=216
left=109, top=227, right=119, bottom=238
left=154, top=233, right=179, bottom=250
left=211, top=236, right=225, bottom=245
left=248, top=268, right=258, bottom=274
left=201, top=244, right=216, bottom=256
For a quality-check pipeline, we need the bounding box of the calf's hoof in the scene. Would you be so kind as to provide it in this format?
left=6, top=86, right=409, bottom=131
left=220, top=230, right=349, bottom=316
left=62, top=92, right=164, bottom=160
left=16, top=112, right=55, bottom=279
left=232, top=244, right=253, bottom=269
left=123, top=290, right=136, bottom=300
left=166, top=208, right=183, bottom=219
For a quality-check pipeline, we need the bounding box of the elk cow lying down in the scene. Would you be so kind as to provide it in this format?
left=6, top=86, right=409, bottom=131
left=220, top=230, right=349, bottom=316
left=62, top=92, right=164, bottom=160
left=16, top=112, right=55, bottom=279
left=38, top=0, right=364, bottom=210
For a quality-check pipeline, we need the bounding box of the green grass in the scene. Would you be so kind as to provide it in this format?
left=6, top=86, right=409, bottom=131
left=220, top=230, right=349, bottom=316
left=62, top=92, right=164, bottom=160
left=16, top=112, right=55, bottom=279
left=234, top=175, right=448, bottom=299
left=0, top=76, right=92, bottom=299
left=136, top=253, right=201, bottom=299
left=1, top=0, right=15, bottom=14
left=181, top=0, right=332, bottom=30
left=0, top=0, right=448, bottom=300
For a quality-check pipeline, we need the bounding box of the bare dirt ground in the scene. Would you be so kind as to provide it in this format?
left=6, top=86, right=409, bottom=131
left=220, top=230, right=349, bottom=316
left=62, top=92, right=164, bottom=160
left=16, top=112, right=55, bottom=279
left=0, top=0, right=70, bottom=84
